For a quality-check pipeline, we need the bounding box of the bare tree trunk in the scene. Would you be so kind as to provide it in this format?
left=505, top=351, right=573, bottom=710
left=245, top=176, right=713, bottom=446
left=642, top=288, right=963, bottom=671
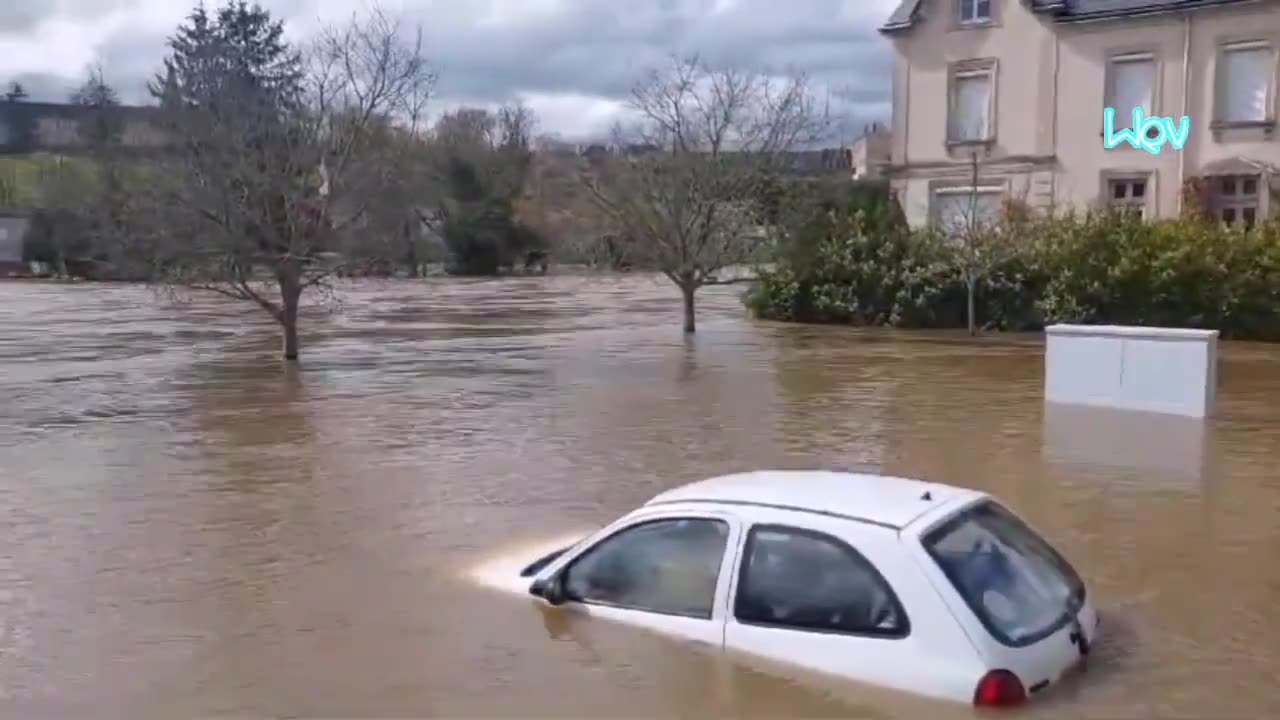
left=404, top=219, right=420, bottom=277
left=966, top=277, right=977, bottom=336
left=278, top=267, right=302, bottom=361
left=681, top=283, right=697, bottom=333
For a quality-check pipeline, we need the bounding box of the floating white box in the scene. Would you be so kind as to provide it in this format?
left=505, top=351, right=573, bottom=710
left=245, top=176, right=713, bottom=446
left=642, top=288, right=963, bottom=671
left=1044, top=324, right=1218, bottom=418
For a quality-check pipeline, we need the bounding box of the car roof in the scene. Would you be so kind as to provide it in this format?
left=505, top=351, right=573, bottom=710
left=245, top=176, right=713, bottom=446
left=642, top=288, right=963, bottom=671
left=644, top=470, right=985, bottom=530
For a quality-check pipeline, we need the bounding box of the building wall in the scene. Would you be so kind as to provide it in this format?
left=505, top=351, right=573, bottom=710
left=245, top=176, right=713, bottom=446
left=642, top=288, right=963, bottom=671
left=0, top=215, right=28, bottom=264
left=1055, top=4, right=1280, bottom=217
left=0, top=101, right=163, bottom=154
left=889, top=0, right=1280, bottom=225
left=889, top=0, right=1058, bottom=225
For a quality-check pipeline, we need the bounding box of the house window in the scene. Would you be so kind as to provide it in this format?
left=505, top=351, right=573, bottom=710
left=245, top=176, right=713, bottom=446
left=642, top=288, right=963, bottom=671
left=1108, top=177, right=1148, bottom=216
left=1106, top=54, right=1155, bottom=119
left=958, top=0, right=992, bottom=25
left=949, top=63, right=995, bottom=143
left=1212, top=175, right=1261, bottom=228
left=1217, top=42, right=1274, bottom=123
left=932, top=186, right=1005, bottom=237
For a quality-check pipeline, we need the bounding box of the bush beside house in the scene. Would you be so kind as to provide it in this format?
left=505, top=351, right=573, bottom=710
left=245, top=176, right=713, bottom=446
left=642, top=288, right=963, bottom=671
left=744, top=186, right=1280, bottom=341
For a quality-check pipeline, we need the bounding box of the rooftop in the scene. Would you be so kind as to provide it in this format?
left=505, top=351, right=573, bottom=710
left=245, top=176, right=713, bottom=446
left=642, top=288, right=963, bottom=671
left=880, top=0, right=1260, bottom=33
left=645, top=470, right=983, bottom=529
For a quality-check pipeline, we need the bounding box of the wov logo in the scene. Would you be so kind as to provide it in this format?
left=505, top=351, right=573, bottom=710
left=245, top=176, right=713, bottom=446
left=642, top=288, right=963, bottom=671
left=1103, top=107, right=1191, bottom=156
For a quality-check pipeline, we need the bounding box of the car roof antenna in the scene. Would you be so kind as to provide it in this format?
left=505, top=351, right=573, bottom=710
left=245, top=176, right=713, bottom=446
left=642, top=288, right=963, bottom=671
left=920, top=490, right=932, bottom=501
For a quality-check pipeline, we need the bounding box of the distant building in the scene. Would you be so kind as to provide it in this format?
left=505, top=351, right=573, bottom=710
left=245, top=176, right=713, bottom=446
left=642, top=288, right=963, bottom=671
left=0, top=100, right=164, bottom=155
left=850, top=123, right=891, bottom=180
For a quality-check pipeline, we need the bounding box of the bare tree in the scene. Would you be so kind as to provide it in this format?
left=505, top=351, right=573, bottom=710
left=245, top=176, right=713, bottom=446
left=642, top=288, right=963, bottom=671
left=582, top=56, right=827, bottom=332
left=127, top=1, right=435, bottom=360
left=941, top=152, right=1012, bottom=335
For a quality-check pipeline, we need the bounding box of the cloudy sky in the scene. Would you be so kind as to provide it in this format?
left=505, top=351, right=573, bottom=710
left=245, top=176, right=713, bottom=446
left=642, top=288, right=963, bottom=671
left=0, top=0, right=898, bottom=141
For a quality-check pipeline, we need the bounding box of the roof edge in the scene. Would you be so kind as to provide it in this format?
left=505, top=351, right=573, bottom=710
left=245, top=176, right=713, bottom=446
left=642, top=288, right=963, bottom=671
left=1049, top=0, right=1260, bottom=23
left=879, top=0, right=923, bottom=33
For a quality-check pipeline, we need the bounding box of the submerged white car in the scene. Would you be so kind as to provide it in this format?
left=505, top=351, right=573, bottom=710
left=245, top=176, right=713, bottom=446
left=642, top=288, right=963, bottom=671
left=476, top=470, right=1098, bottom=707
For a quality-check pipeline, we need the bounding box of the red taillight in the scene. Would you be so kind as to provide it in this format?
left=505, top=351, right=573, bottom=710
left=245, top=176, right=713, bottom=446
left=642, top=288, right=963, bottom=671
left=974, top=669, right=1026, bottom=707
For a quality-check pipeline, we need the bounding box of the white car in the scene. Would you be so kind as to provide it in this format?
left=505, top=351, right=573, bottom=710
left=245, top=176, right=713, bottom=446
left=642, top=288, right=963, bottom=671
left=471, top=470, right=1099, bottom=707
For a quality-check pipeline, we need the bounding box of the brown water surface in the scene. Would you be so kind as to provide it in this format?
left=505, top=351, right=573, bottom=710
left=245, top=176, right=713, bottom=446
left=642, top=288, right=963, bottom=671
left=1, top=276, right=1278, bottom=718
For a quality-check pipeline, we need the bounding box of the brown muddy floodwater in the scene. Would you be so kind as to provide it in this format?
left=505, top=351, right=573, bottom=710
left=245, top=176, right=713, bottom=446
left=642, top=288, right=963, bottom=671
left=1, top=276, right=1278, bottom=719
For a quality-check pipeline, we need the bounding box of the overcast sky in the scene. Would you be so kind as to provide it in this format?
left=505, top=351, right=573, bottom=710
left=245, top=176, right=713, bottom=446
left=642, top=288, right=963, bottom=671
left=0, top=0, right=898, bottom=142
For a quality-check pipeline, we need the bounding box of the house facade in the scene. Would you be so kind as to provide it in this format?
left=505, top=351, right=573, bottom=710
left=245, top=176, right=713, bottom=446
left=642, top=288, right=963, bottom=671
left=881, top=0, right=1280, bottom=228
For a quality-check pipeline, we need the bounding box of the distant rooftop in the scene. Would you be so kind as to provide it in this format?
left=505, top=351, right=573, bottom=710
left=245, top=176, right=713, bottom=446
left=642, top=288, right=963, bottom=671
left=881, top=0, right=1260, bottom=32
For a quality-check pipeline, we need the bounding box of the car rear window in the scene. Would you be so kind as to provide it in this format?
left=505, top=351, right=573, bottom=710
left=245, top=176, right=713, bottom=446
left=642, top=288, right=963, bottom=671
left=922, top=500, right=1085, bottom=647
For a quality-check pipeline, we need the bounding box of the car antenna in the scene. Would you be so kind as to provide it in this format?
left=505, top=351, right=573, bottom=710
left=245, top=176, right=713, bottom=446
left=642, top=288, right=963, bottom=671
left=920, top=490, right=932, bottom=501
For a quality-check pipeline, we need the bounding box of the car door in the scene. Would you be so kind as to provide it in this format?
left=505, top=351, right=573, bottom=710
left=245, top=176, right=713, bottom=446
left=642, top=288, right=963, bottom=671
left=722, top=515, right=969, bottom=700
left=533, top=509, right=742, bottom=648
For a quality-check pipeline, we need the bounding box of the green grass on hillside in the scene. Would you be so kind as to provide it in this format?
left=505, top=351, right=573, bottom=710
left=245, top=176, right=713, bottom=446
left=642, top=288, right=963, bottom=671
left=0, top=154, right=99, bottom=209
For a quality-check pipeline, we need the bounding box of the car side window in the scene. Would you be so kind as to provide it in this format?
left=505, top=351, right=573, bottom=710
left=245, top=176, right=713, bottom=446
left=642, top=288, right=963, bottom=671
left=562, top=517, right=730, bottom=619
left=734, top=525, right=909, bottom=637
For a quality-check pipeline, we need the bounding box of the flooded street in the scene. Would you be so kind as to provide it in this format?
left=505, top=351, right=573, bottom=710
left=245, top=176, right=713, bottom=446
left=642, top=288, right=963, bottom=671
left=1, top=275, right=1278, bottom=718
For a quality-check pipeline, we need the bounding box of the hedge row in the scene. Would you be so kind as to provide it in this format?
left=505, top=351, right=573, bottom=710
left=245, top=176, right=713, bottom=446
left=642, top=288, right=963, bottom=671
left=743, top=191, right=1280, bottom=341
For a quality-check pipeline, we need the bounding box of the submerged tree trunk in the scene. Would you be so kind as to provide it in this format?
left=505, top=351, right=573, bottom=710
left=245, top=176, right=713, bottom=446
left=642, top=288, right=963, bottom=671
left=404, top=219, right=420, bottom=278
left=681, top=283, right=697, bottom=333
left=278, top=267, right=303, bottom=361
left=966, top=277, right=977, bottom=336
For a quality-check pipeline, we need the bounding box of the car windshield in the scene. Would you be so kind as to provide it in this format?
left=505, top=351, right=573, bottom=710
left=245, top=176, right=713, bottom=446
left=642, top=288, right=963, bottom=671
left=922, top=500, right=1085, bottom=647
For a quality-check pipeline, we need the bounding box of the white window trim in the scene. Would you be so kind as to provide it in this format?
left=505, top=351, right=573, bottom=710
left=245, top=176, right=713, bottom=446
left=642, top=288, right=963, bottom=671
left=1214, top=40, right=1277, bottom=125
left=958, top=0, right=993, bottom=25
left=934, top=185, right=1005, bottom=197
left=948, top=63, right=998, bottom=144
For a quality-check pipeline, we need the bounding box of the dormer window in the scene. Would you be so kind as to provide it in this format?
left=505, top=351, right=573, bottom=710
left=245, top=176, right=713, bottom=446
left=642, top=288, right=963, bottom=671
left=959, top=0, right=993, bottom=25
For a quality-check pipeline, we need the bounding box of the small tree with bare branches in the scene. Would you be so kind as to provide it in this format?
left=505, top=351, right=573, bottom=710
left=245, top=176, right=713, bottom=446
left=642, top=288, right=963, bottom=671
left=126, top=1, right=435, bottom=360
left=582, top=56, right=827, bottom=332
left=936, top=152, right=1016, bottom=335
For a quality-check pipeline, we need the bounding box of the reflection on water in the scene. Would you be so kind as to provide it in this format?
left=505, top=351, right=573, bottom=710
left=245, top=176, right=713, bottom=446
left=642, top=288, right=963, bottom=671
left=1042, top=403, right=1209, bottom=490
left=1, top=276, right=1279, bottom=718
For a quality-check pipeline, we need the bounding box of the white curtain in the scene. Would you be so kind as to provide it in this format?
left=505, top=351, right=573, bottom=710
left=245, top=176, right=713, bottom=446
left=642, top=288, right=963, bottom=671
left=934, top=191, right=1002, bottom=236
left=1222, top=47, right=1270, bottom=122
left=951, top=75, right=991, bottom=141
left=1110, top=59, right=1154, bottom=116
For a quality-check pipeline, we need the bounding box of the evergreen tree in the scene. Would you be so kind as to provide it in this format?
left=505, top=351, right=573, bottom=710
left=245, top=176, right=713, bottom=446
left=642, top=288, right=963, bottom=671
left=149, top=1, right=302, bottom=124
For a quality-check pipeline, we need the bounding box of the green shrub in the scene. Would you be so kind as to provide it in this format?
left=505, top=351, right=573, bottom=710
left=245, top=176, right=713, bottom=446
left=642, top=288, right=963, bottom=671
left=745, top=189, right=1280, bottom=341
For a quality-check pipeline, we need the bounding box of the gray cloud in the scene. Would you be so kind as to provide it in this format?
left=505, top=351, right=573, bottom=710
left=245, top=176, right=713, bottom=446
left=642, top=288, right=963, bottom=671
left=0, top=0, right=897, bottom=140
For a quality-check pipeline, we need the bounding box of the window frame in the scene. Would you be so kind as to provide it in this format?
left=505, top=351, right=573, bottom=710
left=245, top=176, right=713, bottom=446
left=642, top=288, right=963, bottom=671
left=559, top=516, right=731, bottom=620
left=1214, top=40, right=1277, bottom=126
left=947, top=59, right=998, bottom=145
left=1210, top=173, right=1262, bottom=228
left=1104, top=52, right=1157, bottom=118
left=930, top=185, right=1006, bottom=234
left=957, top=0, right=993, bottom=26
left=731, top=523, right=912, bottom=639
left=1105, top=176, right=1150, bottom=217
